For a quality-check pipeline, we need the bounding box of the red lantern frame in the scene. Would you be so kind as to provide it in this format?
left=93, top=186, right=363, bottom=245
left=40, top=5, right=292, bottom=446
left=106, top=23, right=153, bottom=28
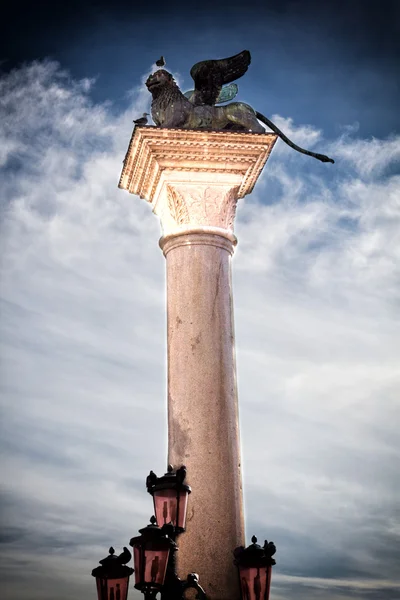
left=234, top=536, right=276, bottom=600
left=146, top=465, right=191, bottom=534
left=129, top=517, right=177, bottom=593
left=92, top=547, right=134, bottom=600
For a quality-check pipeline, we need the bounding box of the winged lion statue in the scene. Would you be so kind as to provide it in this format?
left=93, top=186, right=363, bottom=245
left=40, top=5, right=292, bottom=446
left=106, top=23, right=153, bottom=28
left=145, top=50, right=334, bottom=164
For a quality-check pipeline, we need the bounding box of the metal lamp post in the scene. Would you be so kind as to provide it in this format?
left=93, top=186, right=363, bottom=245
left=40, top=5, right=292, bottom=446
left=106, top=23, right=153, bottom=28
left=129, top=466, right=207, bottom=600
left=91, top=467, right=276, bottom=600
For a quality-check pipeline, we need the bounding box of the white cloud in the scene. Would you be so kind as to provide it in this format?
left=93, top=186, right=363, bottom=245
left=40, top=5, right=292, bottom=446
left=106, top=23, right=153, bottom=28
left=0, top=61, right=399, bottom=599
left=329, top=134, right=400, bottom=177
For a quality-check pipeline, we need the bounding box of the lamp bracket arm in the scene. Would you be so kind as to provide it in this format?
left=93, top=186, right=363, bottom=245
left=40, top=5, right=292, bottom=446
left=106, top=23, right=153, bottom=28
left=182, top=574, right=207, bottom=600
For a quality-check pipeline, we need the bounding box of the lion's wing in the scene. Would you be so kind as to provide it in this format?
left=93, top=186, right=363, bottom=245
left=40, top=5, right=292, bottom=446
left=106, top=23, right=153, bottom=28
left=189, top=50, right=251, bottom=106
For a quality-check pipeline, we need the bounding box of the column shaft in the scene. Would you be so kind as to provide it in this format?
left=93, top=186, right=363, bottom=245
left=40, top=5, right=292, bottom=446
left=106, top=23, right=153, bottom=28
left=161, top=232, right=244, bottom=600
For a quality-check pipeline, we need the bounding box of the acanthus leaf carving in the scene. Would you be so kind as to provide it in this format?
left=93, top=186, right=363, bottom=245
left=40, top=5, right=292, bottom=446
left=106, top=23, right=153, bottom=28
left=167, top=185, right=190, bottom=225
left=164, top=184, right=239, bottom=232
left=218, top=187, right=239, bottom=230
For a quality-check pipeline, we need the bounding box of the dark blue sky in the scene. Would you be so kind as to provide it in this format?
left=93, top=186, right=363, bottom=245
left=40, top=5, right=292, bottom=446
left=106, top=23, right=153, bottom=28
left=2, top=0, right=399, bottom=139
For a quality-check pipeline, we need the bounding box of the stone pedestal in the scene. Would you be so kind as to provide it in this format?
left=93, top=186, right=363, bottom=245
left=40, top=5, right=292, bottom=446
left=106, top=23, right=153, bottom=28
left=119, top=127, right=277, bottom=600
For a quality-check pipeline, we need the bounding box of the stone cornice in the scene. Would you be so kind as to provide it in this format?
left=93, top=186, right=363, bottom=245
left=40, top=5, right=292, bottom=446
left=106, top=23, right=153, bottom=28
left=118, top=126, right=277, bottom=237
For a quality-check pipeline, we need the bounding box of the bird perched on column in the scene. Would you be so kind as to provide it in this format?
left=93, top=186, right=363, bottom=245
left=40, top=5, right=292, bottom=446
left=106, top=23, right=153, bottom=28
left=133, top=112, right=150, bottom=126
left=146, top=469, right=157, bottom=491
left=176, top=465, right=187, bottom=484
left=116, top=547, right=132, bottom=565
left=156, top=56, right=166, bottom=68
left=264, top=540, right=277, bottom=560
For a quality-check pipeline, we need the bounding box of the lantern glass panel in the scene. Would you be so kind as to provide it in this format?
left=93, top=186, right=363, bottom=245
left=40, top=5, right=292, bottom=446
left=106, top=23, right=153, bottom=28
left=153, top=488, right=188, bottom=529
left=96, top=576, right=130, bottom=600
left=133, top=546, right=142, bottom=585
left=239, top=566, right=271, bottom=600
left=143, top=549, right=169, bottom=586
left=154, top=489, right=176, bottom=527
left=177, top=488, right=188, bottom=529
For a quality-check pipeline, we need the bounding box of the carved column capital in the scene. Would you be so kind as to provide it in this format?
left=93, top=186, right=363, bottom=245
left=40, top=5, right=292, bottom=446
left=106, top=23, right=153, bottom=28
left=155, top=182, right=238, bottom=237
left=119, top=127, right=277, bottom=239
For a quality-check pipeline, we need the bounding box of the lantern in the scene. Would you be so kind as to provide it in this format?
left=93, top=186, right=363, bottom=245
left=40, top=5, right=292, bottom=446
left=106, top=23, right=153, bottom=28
left=129, top=516, right=177, bottom=592
left=92, top=547, right=134, bottom=600
left=233, top=536, right=276, bottom=600
left=146, top=465, right=191, bottom=534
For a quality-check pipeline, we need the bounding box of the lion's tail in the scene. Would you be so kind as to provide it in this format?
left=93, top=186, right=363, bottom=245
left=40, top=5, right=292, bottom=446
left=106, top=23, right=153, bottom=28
left=255, top=111, right=334, bottom=164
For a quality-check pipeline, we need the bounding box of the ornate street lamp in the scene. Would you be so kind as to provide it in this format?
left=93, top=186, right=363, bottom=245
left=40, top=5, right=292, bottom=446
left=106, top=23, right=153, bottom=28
left=92, top=467, right=276, bottom=600
left=129, top=516, right=176, bottom=598
left=233, top=536, right=276, bottom=600
left=92, top=546, right=134, bottom=600
left=130, top=514, right=206, bottom=600
left=146, top=465, right=191, bottom=535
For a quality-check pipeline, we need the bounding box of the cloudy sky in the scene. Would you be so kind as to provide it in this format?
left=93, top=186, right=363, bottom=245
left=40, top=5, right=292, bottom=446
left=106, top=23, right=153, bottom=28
left=1, top=1, right=399, bottom=599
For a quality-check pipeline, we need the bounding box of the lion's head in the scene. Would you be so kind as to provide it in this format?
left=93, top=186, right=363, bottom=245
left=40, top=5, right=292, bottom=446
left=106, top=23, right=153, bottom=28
left=146, top=70, right=176, bottom=95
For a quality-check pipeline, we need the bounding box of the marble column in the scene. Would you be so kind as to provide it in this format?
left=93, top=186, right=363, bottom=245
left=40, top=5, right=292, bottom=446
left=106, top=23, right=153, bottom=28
left=119, top=127, right=277, bottom=600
